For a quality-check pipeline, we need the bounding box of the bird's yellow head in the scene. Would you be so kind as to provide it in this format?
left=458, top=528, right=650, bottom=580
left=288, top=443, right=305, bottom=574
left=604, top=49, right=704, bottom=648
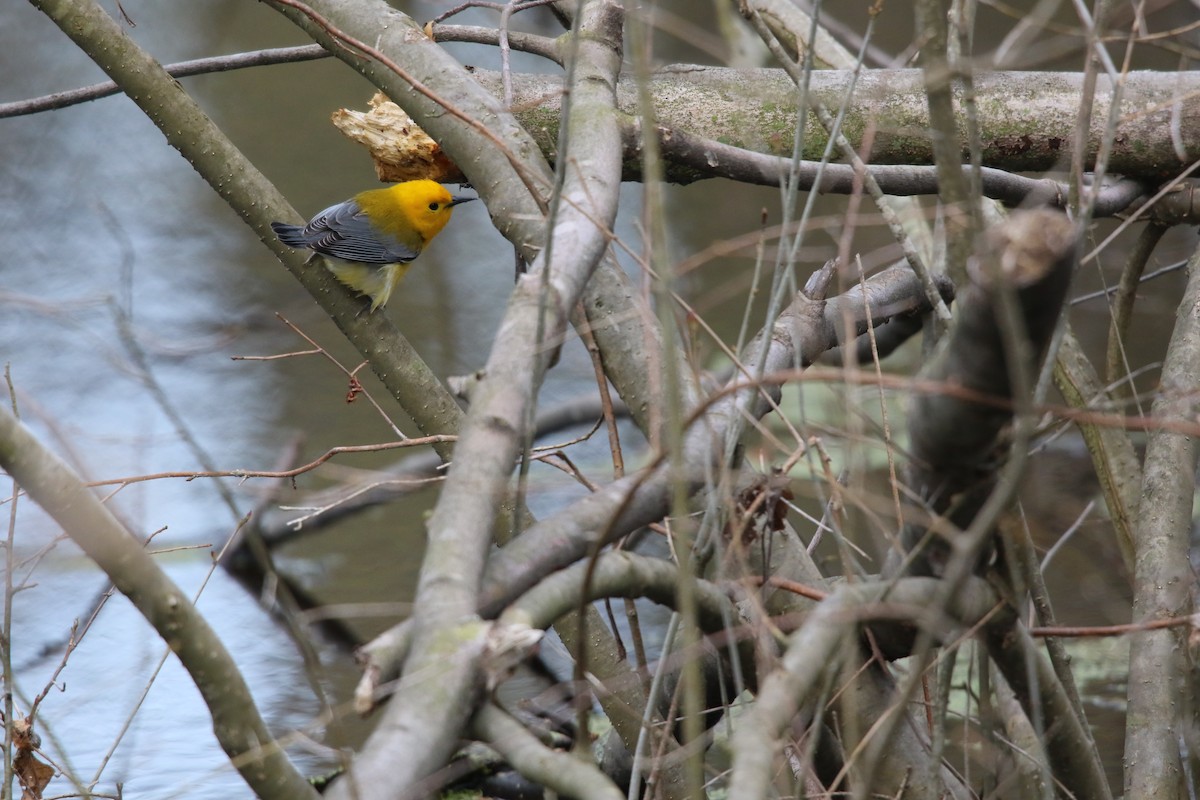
left=355, top=179, right=473, bottom=252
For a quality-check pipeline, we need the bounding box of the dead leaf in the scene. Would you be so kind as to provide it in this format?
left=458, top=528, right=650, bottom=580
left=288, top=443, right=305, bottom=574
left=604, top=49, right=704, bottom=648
left=13, top=717, right=53, bottom=800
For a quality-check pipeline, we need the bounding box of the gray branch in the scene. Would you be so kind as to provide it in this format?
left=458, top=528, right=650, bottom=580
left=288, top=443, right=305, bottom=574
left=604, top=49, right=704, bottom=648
left=1123, top=232, right=1200, bottom=799
left=286, top=1, right=627, bottom=796
left=473, top=704, right=625, bottom=800
left=897, top=209, right=1077, bottom=578
left=0, top=406, right=318, bottom=800
left=475, top=66, right=1200, bottom=179
left=0, top=45, right=329, bottom=118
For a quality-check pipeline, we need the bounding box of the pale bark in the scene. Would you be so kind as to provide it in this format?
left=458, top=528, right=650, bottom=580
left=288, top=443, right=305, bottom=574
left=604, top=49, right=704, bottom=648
left=1123, top=243, right=1200, bottom=800
left=462, top=67, right=1200, bottom=178
left=0, top=406, right=319, bottom=800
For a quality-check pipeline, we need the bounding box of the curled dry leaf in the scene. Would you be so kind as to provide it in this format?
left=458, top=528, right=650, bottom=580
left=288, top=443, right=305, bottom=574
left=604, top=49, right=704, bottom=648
left=332, top=93, right=466, bottom=184
left=13, top=717, right=53, bottom=800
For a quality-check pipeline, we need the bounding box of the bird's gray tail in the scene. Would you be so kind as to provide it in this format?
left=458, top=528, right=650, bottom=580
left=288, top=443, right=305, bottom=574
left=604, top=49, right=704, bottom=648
left=270, top=222, right=308, bottom=248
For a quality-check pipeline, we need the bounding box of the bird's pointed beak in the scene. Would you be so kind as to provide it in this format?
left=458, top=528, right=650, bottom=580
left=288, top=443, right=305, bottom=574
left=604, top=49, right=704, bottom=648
left=448, top=195, right=476, bottom=207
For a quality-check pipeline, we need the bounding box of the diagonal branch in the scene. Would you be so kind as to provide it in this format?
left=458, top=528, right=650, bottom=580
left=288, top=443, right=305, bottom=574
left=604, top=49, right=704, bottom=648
left=897, top=209, right=1077, bottom=578
left=0, top=406, right=319, bottom=800
left=314, top=2, right=627, bottom=796
left=1123, top=232, right=1200, bottom=800
left=28, top=0, right=467, bottom=458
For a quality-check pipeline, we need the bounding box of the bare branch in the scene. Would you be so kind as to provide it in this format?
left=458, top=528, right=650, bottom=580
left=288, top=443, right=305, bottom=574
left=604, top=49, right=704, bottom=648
left=984, top=611, right=1114, bottom=800
left=727, top=576, right=1000, bottom=799
left=647, top=123, right=1148, bottom=212
left=430, top=24, right=562, bottom=63
left=28, top=0, right=469, bottom=463
left=468, top=66, right=1200, bottom=178
left=1053, top=327, right=1141, bottom=576
left=897, top=209, right=1077, bottom=578
left=483, top=265, right=951, bottom=614
left=473, top=704, right=625, bottom=800
left=313, top=2, right=627, bottom=796
left=1124, top=231, right=1200, bottom=800
left=0, top=45, right=329, bottom=119
left=0, top=406, right=319, bottom=800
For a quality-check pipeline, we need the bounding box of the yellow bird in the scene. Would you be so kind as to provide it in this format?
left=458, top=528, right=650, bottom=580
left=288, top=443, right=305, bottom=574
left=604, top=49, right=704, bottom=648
left=271, top=179, right=475, bottom=312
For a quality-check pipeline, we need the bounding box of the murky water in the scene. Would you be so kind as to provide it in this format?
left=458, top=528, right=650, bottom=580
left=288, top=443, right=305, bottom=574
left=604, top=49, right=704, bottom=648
left=3, top=1, right=1196, bottom=798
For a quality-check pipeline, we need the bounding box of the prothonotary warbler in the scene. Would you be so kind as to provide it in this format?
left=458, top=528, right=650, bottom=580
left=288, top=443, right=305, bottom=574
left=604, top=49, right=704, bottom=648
left=270, top=179, right=475, bottom=312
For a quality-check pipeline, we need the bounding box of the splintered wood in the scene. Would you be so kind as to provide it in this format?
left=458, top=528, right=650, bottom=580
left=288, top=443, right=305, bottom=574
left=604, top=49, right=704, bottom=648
left=332, top=93, right=466, bottom=184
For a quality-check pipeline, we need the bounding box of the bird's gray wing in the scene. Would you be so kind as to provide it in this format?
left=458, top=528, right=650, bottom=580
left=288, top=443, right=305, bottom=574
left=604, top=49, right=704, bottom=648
left=301, top=200, right=420, bottom=264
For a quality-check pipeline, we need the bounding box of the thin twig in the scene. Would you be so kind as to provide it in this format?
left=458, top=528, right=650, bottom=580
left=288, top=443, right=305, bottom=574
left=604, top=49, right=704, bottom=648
left=0, top=45, right=329, bottom=119
left=2, top=367, right=17, bottom=798
left=89, top=514, right=253, bottom=790
left=72, top=436, right=458, bottom=489
left=235, top=314, right=406, bottom=437
left=428, top=0, right=561, bottom=26
left=1031, top=615, right=1199, bottom=638
left=1070, top=257, right=1188, bottom=304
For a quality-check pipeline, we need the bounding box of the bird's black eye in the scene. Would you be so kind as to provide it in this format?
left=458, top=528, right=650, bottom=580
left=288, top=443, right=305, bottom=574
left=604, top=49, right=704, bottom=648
left=428, top=202, right=440, bottom=211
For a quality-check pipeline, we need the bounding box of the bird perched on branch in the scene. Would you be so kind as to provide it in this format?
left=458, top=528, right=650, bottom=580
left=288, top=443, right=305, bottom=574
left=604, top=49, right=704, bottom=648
left=271, top=179, right=475, bottom=312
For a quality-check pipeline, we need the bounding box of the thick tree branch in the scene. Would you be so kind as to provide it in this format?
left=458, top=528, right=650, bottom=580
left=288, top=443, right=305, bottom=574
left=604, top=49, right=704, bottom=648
left=297, top=1, right=626, bottom=796
left=1053, top=327, right=1140, bottom=576
left=984, top=612, right=1114, bottom=800
left=578, top=254, right=705, bottom=442
left=485, top=265, right=952, bottom=612
left=28, top=0, right=467, bottom=461
left=461, top=67, right=1200, bottom=178
left=647, top=123, right=1148, bottom=212
left=722, top=572, right=1111, bottom=799
left=473, top=704, right=625, bottom=800
left=727, top=576, right=999, bottom=798
left=0, top=407, right=319, bottom=800
left=1123, top=239, right=1200, bottom=800
left=897, top=209, right=1077, bottom=578
left=916, top=0, right=977, bottom=285
left=263, top=0, right=550, bottom=242
left=339, top=72, right=1172, bottom=216
left=499, top=551, right=733, bottom=633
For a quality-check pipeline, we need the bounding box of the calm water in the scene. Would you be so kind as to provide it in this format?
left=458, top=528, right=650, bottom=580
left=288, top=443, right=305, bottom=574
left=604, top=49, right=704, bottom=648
left=2, top=1, right=1195, bottom=798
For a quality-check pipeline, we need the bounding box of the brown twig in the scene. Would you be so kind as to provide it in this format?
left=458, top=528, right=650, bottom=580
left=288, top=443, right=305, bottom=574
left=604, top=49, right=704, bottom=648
left=574, top=303, right=625, bottom=480
left=1032, top=615, right=1198, bottom=638
left=77, top=436, right=457, bottom=488
left=234, top=314, right=406, bottom=436
left=756, top=575, right=829, bottom=602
